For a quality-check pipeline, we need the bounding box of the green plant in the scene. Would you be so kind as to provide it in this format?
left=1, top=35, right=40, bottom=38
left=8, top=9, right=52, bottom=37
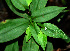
left=0, top=0, right=70, bottom=51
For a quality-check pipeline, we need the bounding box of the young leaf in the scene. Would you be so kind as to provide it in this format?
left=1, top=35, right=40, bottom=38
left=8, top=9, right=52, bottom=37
left=22, top=37, right=39, bottom=51
left=38, top=31, right=47, bottom=50
left=46, top=41, right=53, bottom=51
left=0, top=18, right=29, bottom=43
left=19, top=0, right=32, bottom=6
left=26, top=0, right=32, bottom=6
left=6, top=0, right=29, bottom=18
left=33, top=10, right=64, bottom=22
left=5, top=41, right=19, bottom=51
left=41, top=23, right=68, bottom=39
left=11, top=0, right=25, bottom=11
left=26, top=27, right=31, bottom=42
left=32, top=6, right=66, bottom=17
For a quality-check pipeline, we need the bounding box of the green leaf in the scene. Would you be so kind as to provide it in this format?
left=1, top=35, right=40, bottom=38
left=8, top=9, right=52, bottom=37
left=30, top=0, right=38, bottom=12
left=32, top=6, right=66, bottom=17
left=37, top=0, right=48, bottom=10
left=41, top=23, right=68, bottom=39
left=44, top=23, right=59, bottom=30
left=33, top=10, right=65, bottom=22
left=0, top=18, right=29, bottom=43
left=30, top=0, right=48, bottom=12
left=32, top=6, right=66, bottom=22
left=6, top=0, right=29, bottom=18
left=19, top=0, right=32, bottom=6
left=26, top=27, right=31, bottom=42
left=37, top=23, right=44, bottom=28
left=38, top=31, right=47, bottom=50
left=11, top=0, right=25, bottom=11
left=34, top=23, right=40, bottom=34
left=22, top=37, right=39, bottom=51
left=64, top=37, right=70, bottom=43
left=46, top=41, right=53, bottom=51
left=26, top=0, right=32, bottom=6
left=5, top=41, right=19, bottom=51
left=29, top=24, right=39, bottom=44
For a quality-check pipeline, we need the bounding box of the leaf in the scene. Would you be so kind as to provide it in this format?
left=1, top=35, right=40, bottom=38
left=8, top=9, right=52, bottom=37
left=34, top=23, right=40, bottom=34
left=37, top=0, right=48, bottom=10
left=38, top=31, right=47, bottom=50
left=26, top=0, right=32, bottom=6
left=22, top=37, right=39, bottom=51
left=19, top=0, right=32, bottom=9
left=19, top=0, right=32, bottom=6
left=33, top=10, right=65, bottom=22
left=37, top=23, right=44, bottom=27
left=26, top=27, right=31, bottom=42
left=29, top=24, right=39, bottom=44
left=11, top=0, right=25, bottom=11
left=44, top=23, right=59, bottom=30
left=41, top=23, right=68, bottom=39
left=64, top=37, right=70, bottom=43
left=5, top=41, right=19, bottom=51
left=30, top=0, right=48, bottom=12
left=0, top=18, right=29, bottom=43
left=32, top=6, right=66, bottom=17
left=30, top=0, right=38, bottom=12
left=6, top=0, right=29, bottom=18
left=46, top=41, right=53, bottom=51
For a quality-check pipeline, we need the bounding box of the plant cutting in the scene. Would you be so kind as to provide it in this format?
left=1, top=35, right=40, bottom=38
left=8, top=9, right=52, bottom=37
left=0, top=0, right=70, bottom=51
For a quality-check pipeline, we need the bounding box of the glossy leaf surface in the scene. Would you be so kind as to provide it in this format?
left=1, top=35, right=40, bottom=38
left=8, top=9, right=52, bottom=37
left=41, top=23, right=68, bottom=39
left=0, top=18, right=29, bottom=43
left=5, top=41, right=19, bottom=51
left=22, top=37, right=39, bottom=51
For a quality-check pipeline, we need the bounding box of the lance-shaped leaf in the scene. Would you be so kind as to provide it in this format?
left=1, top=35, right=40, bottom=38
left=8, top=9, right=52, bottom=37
left=26, top=27, right=31, bottom=42
left=0, top=18, right=29, bottom=43
left=29, top=24, right=39, bottom=44
left=22, top=37, right=39, bottom=51
left=6, top=0, right=29, bottom=19
left=41, top=23, right=68, bottom=39
left=5, top=41, right=19, bottom=51
left=32, top=6, right=66, bottom=17
left=34, top=23, right=40, bottom=34
left=46, top=41, right=53, bottom=51
left=33, top=10, right=65, bottom=22
left=38, top=31, right=47, bottom=50
left=11, top=0, right=25, bottom=11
